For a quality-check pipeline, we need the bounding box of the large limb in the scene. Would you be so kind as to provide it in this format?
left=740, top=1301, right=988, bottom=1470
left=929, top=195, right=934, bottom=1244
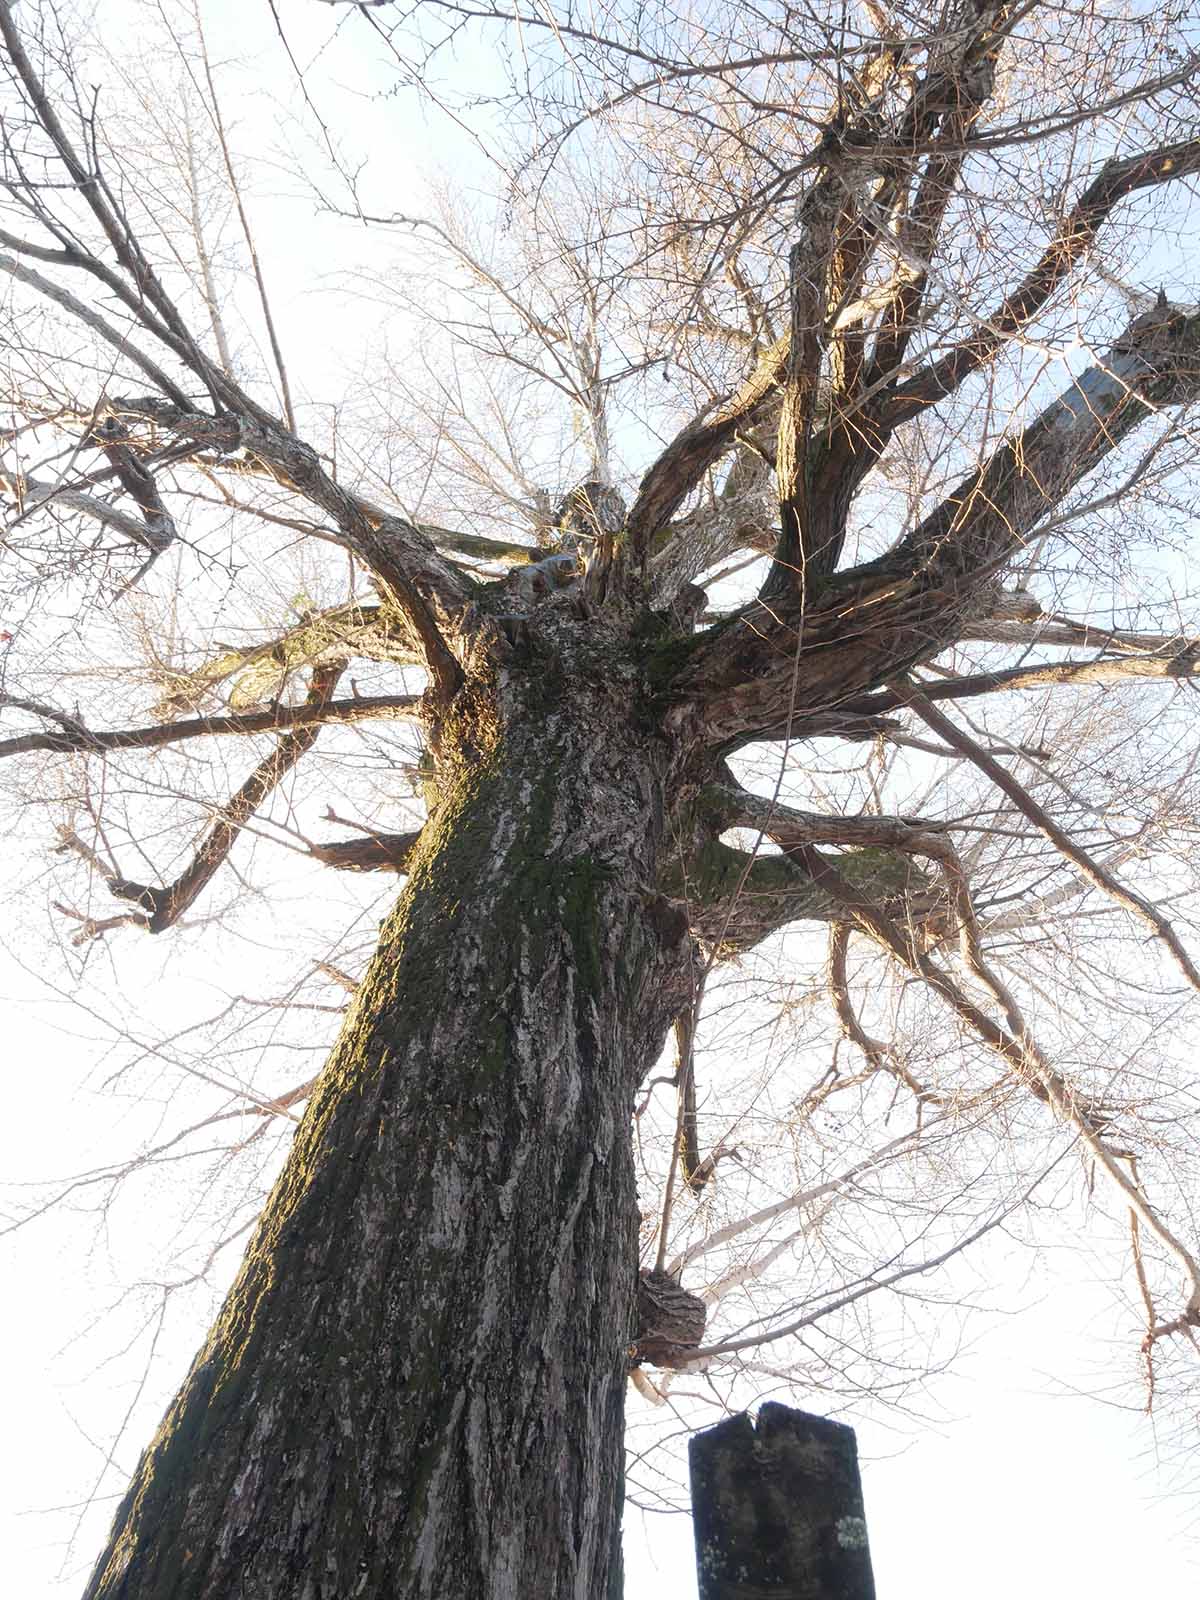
left=885, top=136, right=1200, bottom=420
left=780, top=131, right=1200, bottom=595
left=772, top=1, right=1011, bottom=587
left=646, top=442, right=776, bottom=601
left=671, top=304, right=1200, bottom=749
left=771, top=176, right=856, bottom=590
left=625, top=334, right=791, bottom=559
left=305, top=832, right=422, bottom=873
left=624, top=3, right=990, bottom=568
left=304, top=809, right=423, bottom=873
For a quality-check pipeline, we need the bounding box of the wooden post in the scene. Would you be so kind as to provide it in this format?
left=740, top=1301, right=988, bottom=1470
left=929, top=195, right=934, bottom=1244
left=688, top=1402, right=876, bottom=1599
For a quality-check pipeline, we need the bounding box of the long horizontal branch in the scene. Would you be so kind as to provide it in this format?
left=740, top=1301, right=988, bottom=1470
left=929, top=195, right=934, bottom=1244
left=711, top=781, right=949, bottom=851
left=845, top=649, right=1200, bottom=721
left=0, top=694, right=421, bottom=760
left=959, top=618, right=1200, bottom=654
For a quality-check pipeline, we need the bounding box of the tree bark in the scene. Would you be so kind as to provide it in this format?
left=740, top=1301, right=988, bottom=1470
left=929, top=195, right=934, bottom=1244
left=82, top=646, right=694, bottom=1600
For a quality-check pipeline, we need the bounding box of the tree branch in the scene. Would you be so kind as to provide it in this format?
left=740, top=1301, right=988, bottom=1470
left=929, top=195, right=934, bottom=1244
left=0, top=250, right=189, bottom=404
left=792, top=836, right=1200, bottom=1344
left=903, top=686, right=1200, bottom=996
left=55, top=663, right=346, bottom=936
left=104, top=397, right=471, bottom=694
left=887, top=136, right=1200, bottom=422
left=0, top=692, right=420, bottom=760
left=843, top=648, right=1200, bottom=721
left=306, top=827, right=422, bottom=873
left=675, top=305, right=1200, bottom=749
left=2, top=470, right=165, bottom=546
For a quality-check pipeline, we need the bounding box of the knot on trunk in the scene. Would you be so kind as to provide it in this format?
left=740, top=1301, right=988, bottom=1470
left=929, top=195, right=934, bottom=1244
left=633, top=1267, right=707, bottom=1368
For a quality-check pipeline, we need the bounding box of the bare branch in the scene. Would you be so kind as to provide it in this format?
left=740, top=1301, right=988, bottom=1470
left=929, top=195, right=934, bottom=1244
left=888, top=137, right=1200, bottom=419
left=0, top=693, right=420, bottom=760
left=55, top=662, right=347, bottom=935
left=903, top=686, right=1200, bottom=996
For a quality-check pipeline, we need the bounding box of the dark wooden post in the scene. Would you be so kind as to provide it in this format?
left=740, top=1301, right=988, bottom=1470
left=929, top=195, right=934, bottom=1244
left=688, top=1402, right=876, bottom=1599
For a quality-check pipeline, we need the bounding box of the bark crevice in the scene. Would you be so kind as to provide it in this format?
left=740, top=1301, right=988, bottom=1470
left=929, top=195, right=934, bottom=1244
left=83, top=656, right=693, bottom=1600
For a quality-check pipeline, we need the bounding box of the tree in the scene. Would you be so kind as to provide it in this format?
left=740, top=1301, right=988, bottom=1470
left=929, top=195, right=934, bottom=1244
left=2, top=0, right=1200, bottom=1594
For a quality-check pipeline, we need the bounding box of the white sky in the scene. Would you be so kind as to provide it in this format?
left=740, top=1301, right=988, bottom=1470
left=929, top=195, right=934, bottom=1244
left=3, top=997, right=1195, bottom=1599
left=1, top=1, right=1199, bottom=1594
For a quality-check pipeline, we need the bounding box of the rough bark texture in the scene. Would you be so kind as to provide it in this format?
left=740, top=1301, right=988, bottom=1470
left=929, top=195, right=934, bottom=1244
left=82, top=626, right=695, bottom=1600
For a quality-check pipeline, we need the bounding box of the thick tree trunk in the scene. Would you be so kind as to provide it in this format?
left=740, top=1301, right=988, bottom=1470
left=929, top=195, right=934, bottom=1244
left=83, top=651, right=693, bottom=1600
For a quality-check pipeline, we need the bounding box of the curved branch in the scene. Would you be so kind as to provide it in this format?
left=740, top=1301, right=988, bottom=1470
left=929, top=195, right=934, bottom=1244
left=55, top=664, right=346, bottom=936
left=105, top=397, right=472, bottom=684
left=904, top=686, right=1200, bottom=996
left=827, top=921, right=937, bottom=1105
left=3, top=471, right=166, bottom=546
left=888, top=136, right=1200, bottom=422
left=626, top=335, right=790, bottom=558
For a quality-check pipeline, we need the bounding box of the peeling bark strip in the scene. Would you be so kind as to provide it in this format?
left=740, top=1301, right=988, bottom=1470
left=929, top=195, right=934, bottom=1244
left=689, top=1404, right=876, bottom=1600
left=82, top=654, right=695, bottom=1600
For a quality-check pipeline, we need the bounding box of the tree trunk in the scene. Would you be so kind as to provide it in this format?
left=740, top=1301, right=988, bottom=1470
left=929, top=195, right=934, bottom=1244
left=83, top=647, right=694, bottom=1600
